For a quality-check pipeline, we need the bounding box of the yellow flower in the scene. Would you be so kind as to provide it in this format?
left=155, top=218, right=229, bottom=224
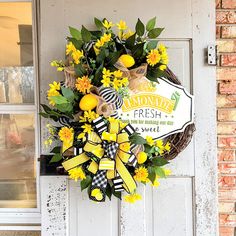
left=113, top=70, right=123, bottom=78
left=152, top=177, right=160, bottom=187
left=101, top=33, right=112, bottom=43
left=164, top=168, right=171, bottom=176
left=102, top=19, right=114, bottom=29
left=44, top=138, right=53, bottom=147
left=155, top=139, right=164, bottom=148
left=158, top=44, right=167, bottom=53
left=58, top=127, right=74, bottom=142
left=147, top=49, right=161, bottom=66
left=164, top=142, right=171, bottom=152
left=66, top=42, right=76, bottom=55
left=102, top=68, right=112, bottom=78
left=68, top=166, right=86, bottom=182
left=75, top=75, right=92, bottom=94
left=91, top=188, right=103, bottom=201
left=49, top=81, right=60, bottom=91
left=159, top=65, right=167, bottom=71
left=93, top=45, right=100, bottom=55
left=124, top=193, right=142, bottom=203
left=146, top=136, right=155, bottom=146
left=112, top=78, right=120, bottom=91
left=82, top=110, right=99, bottom=123
left=77, top=132, right=86, bottom=140
left=101, top=76, right=111, bottom=87
left=134, top=166, right=149, bottom=182
left=72, top=49, right=84, bottom=64
left=81, top=124, right=93, bottom=134
left=120, top=77, right=129, bottom=86
left=160, top=53, right=169, bottom=65
left=95, top=39, right=104, bottom=48
left=47, top=88, right=61, bottom=106
left=123, top=29, right=135, bottom=39
left=117, top=20, right=127, bottom=30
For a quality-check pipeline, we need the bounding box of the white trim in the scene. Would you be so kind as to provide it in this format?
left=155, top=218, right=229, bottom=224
left=0, top=226, right=41, bottom=231
left=192, top=0, right=218, bottom=235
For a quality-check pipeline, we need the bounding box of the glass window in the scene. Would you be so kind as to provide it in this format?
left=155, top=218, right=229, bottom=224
left=0, top=2, right=34, bottom=104
left=0, top=1, right=37, bottom=209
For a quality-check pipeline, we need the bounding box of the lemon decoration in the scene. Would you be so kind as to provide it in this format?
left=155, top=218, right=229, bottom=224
left=137, top=151, right=148, bottom=164
left=79, top=94, right=98, bottom=111
left=91, top=188, right=103, bottom=201
left=118, top=54, right=135, bottom=68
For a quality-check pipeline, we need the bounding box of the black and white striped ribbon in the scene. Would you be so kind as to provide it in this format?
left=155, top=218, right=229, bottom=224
left=113, top=175, right=124, bottom=192
left=128, top=153, right=137, bottom=167
left=99, top=87, right=123, bottom=109
left=92, top=117, right=107, bottom=135
left=122, top=123, right=136, bottom=136
left=58, top=116, right=71, bottom=126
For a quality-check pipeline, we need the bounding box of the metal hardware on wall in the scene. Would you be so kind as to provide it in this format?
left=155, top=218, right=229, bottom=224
left=207, top=45, right=217, bottom=65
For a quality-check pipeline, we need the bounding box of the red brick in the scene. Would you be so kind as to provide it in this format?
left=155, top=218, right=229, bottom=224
left=219, top=176, right=236, bottom=187
left=217, top=40, right=236, bottom=52
left=218, top=137, right=236, bottom=148
left=220, top=214, right=236, bottom=226
left=221, top=54, right=236, bottom=66
left=218, top=110, right=236, bottom=121
left=218, top=123, right=236, bottom=134
left=216, top=11, right=236, bottom=24
left=219, top=202, right=235, bottom=212
left=222, top=0, right=236, bottom=9
left=222, top=26, right=236, bottom=38
left=217, top=68, right=236, bottom=80
left=219, top=188, right=236, bottom=200
left=217, top=95, right=236, bottom=107
left=218, top=149, right=235, bottom=161
left=219, top=226, right=235, bottom=236
left=217, top=26, right=222, bottom=39
left=219, top=163, right=236, bottom=174
left=219, top=80, right=236, bottom=94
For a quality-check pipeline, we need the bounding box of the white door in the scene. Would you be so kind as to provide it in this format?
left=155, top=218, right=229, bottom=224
left=39, top=0, right=217, bottom=235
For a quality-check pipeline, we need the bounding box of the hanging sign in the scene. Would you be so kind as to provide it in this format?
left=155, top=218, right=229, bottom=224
left=118, top=77, right=194, bottom=139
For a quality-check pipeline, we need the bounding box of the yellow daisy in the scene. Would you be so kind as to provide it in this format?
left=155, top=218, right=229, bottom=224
left=124, top=193, right=142, bottom=203
left=81, top=124, right=93, bottom=134
left=68, top=166, right=86, bottom=182
left=58, top=127, right=74, bottom=142
left=75, top=75, right=92, bottom=94
left=66, top=42, right=76, bottom=55
left=117, top=20, right=127, bottom=30
left=146, top=136, right=155, bottom=146
left=147, top=49, right=161, bottom=66
left=102, top=19, right=114, bottom=29
left=71, top=49, right=84, bottom=64
left=134, top=166, right=149, bottom=182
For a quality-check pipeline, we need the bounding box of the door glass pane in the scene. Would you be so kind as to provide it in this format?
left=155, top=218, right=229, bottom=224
left=0, top=2, right=34, bottom=104
left=0, top=114, right=36, bottom=208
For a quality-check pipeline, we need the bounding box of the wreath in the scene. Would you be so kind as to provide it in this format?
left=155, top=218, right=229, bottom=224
left=40, top=17, right=194, bottom=203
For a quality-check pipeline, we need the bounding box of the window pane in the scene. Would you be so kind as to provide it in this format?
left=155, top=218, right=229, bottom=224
left=0, top=114, right=36, bottom=208
left=0, top=2, right=34, bottom=104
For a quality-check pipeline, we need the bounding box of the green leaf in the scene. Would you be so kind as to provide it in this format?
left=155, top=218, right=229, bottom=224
left=106, top=184, right=112, bottom=200
left=147, top=28, right=164, bottom=39
left=131, top=42, right=145, bottom=59
left=50, top=146, right=61, bottom=154
left=148, top=167, right=156, bottom=183
left=61, top=87, right=74, bottom=102
left=56, top=103, right=73, bottom=113
left=50, top=153, right=63, bottom=163
left=81, top=25, right=91, bottom=42
left=41, top=104, right=52, bottom=114
left=154, top=166, right=166, bottom=178
left=146, top=17, right=156, bottom=31
left=69, top=26, right=81, bottom=40
left=39, top=112, right=50, bottom=118
left=135, top=18, right=145, bottom=36
left=146, top=40, right=158, bottom=50
left=125, top=33, right=136, bottom=49
left=130, top=134, right=147, bottom=145
left=74, top=64, right=86, bottom=77
left=106, top=51, right=121, bottom=65
left=67, top=37, right=83, bottom=50
left=50, top=96, right=68, bottom=105
left=94, top=17, right=103, bottom=29
left=152, top=157, right=169, bottom=166
left=113, top=190, right=122, bottom=200
left=80, top=175, right=92, bottom=191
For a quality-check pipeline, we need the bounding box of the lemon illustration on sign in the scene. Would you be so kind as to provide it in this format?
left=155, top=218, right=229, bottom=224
left=79, top=94, right=98, bottom=111
left=137, top=151, right=148, bottom=164
left=118, top=54, right=135, bottom=68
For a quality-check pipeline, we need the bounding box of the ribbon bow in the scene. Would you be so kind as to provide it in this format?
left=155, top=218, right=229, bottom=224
left=62, top=116, right=138, bottom=202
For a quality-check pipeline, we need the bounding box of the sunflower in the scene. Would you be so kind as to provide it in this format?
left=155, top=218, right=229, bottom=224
left=68, top=166, right=86, bottom=182
left=146, top=49, right=161, bottom=66
left=58, top=127, right=74, bottom=142
left=134, top=166, right=149, bottom=182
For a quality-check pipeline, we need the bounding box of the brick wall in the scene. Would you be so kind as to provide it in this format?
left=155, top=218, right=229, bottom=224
left=216, top=0, right=236, bottom=235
